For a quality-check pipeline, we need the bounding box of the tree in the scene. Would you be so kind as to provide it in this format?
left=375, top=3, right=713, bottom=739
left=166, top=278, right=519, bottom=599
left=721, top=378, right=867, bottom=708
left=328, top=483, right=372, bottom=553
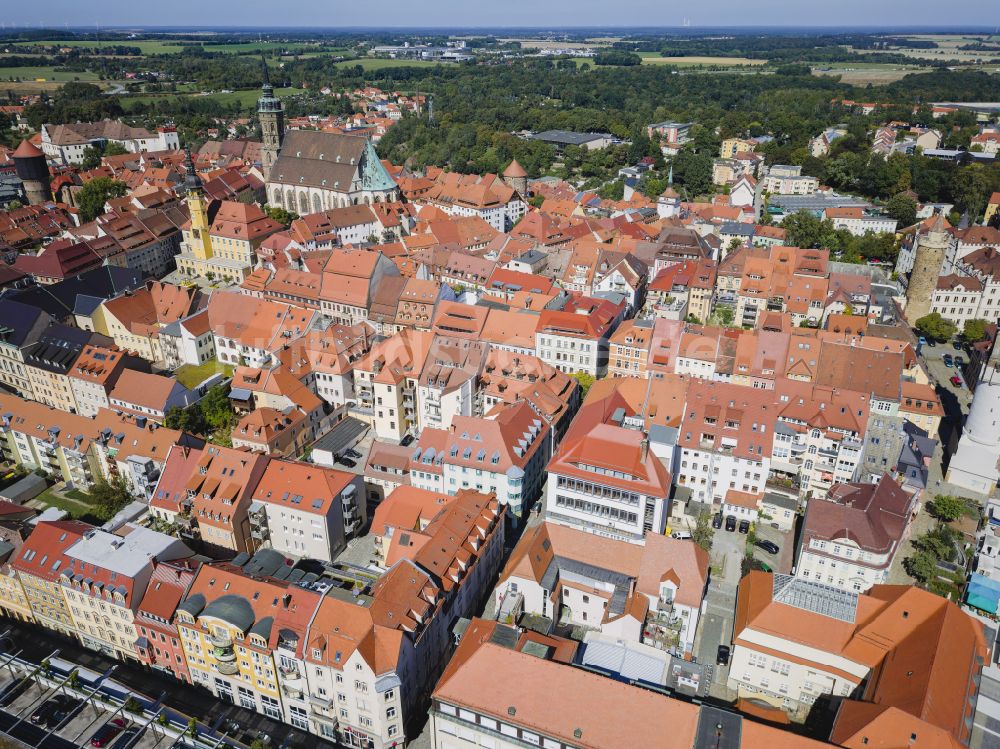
left=80, top=146, right=103, bottom=171
left=963, top=318, right=990, bottom=343
left=200, top=384, right=236, bottom=431
left=693, top=511, right=714, bottom=552
left=90, top=475, right=132, bottom=521
left=597, top=179, right=624, bottom=201
left=885, top=192, right=918, bottom=228
left=927, top=494, right=970, bottom=523
left=904, top=550, right=938, bottom=584
left=164, top=405, right=208, bottom=434
left=572, top=372, right=595, bottom=399
left=781, top=210, right=826, bottom=248
left=593, top=51, right=642, bottom=66
left=104, top=142, right=129, bottom=157
left=264, top=205, right=297, bottom=226
left=713, top=306, right=735, bottom=327
left=950, top=163, right=996, bottom=220
left=915, top=312, right=957, bottom=342
left=672, top=149, right=712, bottom=197
left=76, top=177, right=127, bottom=222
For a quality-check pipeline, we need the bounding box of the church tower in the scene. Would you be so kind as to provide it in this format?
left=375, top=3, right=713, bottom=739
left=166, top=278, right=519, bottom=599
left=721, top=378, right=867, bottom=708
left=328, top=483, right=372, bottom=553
left=257, top=55, right=284, bottom=183
left=184, top=149, right=213, bottom=261
left=905, top=211, right=948, bottom=322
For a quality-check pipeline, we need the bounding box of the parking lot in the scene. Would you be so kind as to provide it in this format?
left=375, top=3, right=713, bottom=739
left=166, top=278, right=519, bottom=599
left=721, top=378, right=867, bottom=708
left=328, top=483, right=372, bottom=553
left=3, top=677, right=174, bottom=749
left=753, top=522, right=795, bottom=574
left=920, top=342, right=973, bottom=408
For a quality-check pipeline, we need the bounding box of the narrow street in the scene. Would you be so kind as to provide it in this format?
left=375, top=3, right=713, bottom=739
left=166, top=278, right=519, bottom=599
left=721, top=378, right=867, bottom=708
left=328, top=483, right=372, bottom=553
left=693, top=526, right=743, bottom=700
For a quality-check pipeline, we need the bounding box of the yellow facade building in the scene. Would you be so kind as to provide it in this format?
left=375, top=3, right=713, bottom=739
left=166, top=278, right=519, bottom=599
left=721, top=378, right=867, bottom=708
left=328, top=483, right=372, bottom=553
left=10, top=520, right=91, bottom=637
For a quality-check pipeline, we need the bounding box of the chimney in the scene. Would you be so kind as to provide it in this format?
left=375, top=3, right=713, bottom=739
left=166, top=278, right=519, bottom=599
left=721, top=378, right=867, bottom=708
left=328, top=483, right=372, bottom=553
left=640, top=439, right=649, bottom=463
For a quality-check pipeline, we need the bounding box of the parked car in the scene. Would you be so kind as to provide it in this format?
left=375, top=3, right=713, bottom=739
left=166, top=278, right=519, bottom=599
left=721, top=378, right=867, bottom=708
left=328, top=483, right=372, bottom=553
left=926, top=338, right=936, bottom=347
left=725, top=515, right=737, bottom=532
left=950, top=375, right=963, bottom=387
left=918, top=336, right=927, bottom=348
left=953, top=340, right=963, bottom=351
left=738, top=519, right=751, bottom=534
left=956, top=356, right=965, bottom=367
left=31, top=694, right=81, bottom=727
left=344, top=448, right=362, bottom=459
left=712, top=512, right=723, bottom=529
left=942, top=354, right=954, bottom=368
left=109, top=729, right=139, bottom=749
left=338, top=457, right=357, bottom=468
left=670, top=530, right=693, bottom=540
left=90, top=718, right=127, bottom=748
left=716, top=645, right=731, bottom=666
left=399, top=434, right=414, bottom=447
left=755, top=539, right=780, bottom=555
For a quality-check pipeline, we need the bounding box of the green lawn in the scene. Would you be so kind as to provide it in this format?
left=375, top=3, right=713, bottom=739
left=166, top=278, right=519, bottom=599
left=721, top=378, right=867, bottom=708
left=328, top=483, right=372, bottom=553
left=122, top=86, right=306, bottom=110
left=35, top=486, right=96, bottom=520
left=0, top=66, right=101, bottom=82
left=334, top=58, right=445, bottom=70
left=175, top=361, right=234, bottom=389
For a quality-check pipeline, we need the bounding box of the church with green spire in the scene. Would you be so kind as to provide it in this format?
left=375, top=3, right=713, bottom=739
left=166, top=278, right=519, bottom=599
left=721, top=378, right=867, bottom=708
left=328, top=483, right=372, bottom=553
left=257, top=55, right=284, bottom=182
left=258, top=62, right=398, bottom=214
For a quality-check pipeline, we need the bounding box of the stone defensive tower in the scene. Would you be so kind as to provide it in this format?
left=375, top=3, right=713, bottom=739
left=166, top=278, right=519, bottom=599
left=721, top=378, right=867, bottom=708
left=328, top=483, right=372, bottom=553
left=905, top=211, right=949, bottom=323
left=503, top=159, right=528, bottom=196
left=12, top=139, right=51, bottom=205
left=257, top=56, right=284, bottom=183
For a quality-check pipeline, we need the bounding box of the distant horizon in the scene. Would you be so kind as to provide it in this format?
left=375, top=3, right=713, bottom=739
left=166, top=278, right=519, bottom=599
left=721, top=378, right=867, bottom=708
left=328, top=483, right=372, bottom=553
left=3, top=24, right=999, bottom=33
left=3, top=0, right=998, bottom=31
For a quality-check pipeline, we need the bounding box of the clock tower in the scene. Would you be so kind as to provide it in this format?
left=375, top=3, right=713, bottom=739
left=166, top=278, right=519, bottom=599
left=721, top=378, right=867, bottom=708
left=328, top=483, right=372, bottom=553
left=257, top=55, right=284, bottom=182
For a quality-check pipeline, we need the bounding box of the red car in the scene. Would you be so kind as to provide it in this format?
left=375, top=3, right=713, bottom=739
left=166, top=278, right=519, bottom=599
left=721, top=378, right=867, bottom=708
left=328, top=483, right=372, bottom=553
left=90, top=718, right=127, bottom=747
left=950, top=375, right=963, bottom=388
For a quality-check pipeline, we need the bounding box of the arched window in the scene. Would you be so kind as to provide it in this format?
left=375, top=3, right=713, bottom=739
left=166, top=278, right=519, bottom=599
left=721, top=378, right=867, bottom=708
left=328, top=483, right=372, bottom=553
left=312, top=193, right=322, bottom=214
left=298, top=192, right=309, bottom=215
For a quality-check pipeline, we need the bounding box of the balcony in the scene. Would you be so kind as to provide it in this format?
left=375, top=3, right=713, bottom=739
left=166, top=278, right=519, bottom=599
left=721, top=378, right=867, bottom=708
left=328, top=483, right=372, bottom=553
left=214, top=660, right=239, bottom=676
left=209, top=632, right=233, bottom=648
left=251, top=527, right=269, bottom=541
left=212, top=646, right=236, bottom=662
left=309, top=694, right=333, bottom=711
left=280, top=681, right=304, bottom=700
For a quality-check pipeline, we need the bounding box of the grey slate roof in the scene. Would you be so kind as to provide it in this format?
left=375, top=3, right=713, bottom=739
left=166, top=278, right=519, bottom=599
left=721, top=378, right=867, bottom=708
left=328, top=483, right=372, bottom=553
left=177, top=592, right=206, bottom=617
left=202, top=593, right=256, bottom=632
left=270, top=131, right=378, bottom=193
left=249, top=616, right=274, bottom=641
left=5, top=266, right=145, bottom=319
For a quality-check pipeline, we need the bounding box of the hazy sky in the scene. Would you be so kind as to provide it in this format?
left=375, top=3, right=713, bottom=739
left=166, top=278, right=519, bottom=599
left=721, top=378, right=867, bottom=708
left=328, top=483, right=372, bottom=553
left=5, top=0, right=997, bottom=29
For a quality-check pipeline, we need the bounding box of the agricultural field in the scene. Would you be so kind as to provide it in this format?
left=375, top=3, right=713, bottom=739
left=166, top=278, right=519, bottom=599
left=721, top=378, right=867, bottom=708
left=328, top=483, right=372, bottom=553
left=500, top=38, right=605, bottom=51
left=6, top=39, right=350, bottom=56
left=199, top=41, right=336, bottom=54
left=811, top=62, right=925, bottom=85
left=640, top=54, right=765, bottom=67
left=852, top=34, right=1000, bottom=64
left=8, top=39, right=186, bottom=55
left=334, top=58, right=445, bottom=70
left=121, top=86, right=306, bottom=110
left=0, top=65, right=101, bottom=81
